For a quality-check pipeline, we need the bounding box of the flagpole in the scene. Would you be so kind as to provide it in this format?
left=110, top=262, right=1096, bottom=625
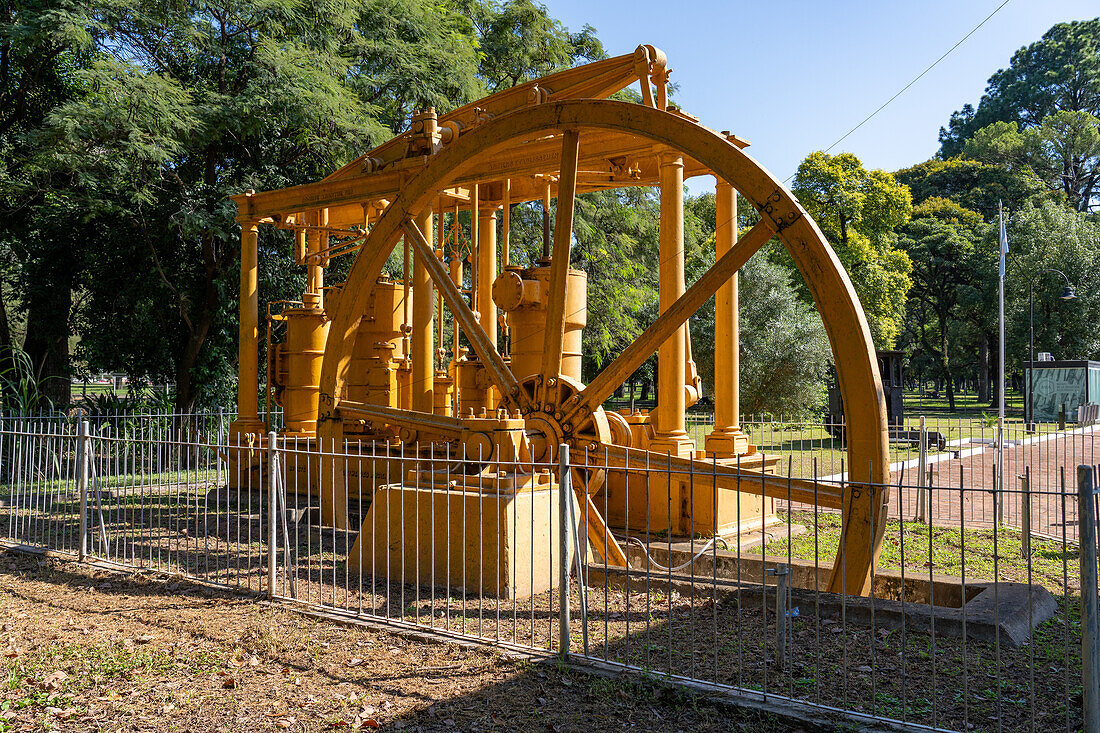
left=997, top=200, right=1006, bottom=526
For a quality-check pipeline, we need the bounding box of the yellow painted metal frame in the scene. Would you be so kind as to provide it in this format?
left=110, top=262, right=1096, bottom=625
left=311, top=99, right=891, bottom=596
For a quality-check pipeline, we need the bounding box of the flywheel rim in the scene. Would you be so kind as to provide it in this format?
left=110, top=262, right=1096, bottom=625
left=316, top=98, right=890, bottom=596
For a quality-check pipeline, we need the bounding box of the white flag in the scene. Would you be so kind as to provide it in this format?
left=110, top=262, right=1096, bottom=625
left=999, top=206, right=1008, bottom=278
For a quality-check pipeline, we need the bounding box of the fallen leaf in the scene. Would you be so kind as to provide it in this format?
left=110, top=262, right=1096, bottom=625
left=222, top=677, right=238, bottom=689
left=277, top=717, right=296, bottom=728
left=42, top=671, right=67, bottom=691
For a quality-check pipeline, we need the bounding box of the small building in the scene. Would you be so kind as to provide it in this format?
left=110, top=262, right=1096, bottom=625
left=1024, top=359, right=1100, bottom=423
left=828, top=350, right=905, bottom=431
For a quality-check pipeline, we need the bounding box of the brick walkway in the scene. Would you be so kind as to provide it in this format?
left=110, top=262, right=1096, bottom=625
left=779, top=429, right=1100, bottom=542
left=887, top=430, right=1100, bottom=541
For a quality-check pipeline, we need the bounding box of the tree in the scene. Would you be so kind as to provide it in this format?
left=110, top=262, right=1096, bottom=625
left=737, top=250, right=831, bottom=416
left=896, top=198, right=989, bottom=411
left=470, top=0, right=603, bottom=92
left=1004, top=201, right=1100, bottom=366
left=790, top=151, right=913, bottom=347
left=961, top=111, right=1100, bottom=211
left=0, top=0, right=97, bottom=405
left=35, top=0, right=487, bottom=410
left=939, top=19, right=1100, bottom=157
left=894, top=156, right=1046, bottom=221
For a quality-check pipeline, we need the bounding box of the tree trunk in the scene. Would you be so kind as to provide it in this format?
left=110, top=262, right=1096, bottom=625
left=978, top=331, right=990, bottom=404
left=0, top=289, right=16, bottom=380
left=172, top=276, right=221, bottom=413
left=22, top=267, right=73, bottom=409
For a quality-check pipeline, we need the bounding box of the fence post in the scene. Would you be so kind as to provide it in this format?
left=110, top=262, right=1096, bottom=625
left=216, top=407, right=225, bottom=484
left=771, top=563, right=790, bottom=671
left=558, top=443, right=571, bottom=660
left=915, top=415, right=927, bottom=523
left=77, top=420, right=90, bottom=562
left=1020, top=467, right=1031, bottom=560
left=1078, top=464, right=1100, bottom=733
left=267, top=430, right=278, bottom=601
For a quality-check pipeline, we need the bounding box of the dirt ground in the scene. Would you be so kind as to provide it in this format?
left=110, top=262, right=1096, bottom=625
left=0, top=551, right=814, bottom=733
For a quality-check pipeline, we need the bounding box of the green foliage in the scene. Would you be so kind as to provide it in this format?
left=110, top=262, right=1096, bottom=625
left=961, top=111, right=1100, bottom=211
left=895, top=205, right=990, bottom=410
left=736, top=252, right=830, bottom=416
left=939, top=18, right=1100, bottom=158
left=893, top=157, right=1046, bottom=221
left=0, top=347, right=55, bottom=413
left=1003, top=200, right=1100, bottom=362
left=471, top=0, right=604, bottom=91
left=790, top=151, right=914, bottom=347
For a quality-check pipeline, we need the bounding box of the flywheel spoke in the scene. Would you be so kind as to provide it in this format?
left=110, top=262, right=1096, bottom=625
left=402, top=218, right=528, bottom=410
left=564, top=216, right=777, bottom=425
left=539, top=129, right=581, bottom=403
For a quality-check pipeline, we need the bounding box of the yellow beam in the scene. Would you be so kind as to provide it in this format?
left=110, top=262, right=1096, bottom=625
left=540, top=129, right=581, bottom=397
left=412, top=206, right=434, bottom=414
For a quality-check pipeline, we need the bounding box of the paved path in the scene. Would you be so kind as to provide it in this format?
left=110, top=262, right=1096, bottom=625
left=783, top=428, right=1100, bottom=543
left=888, top=429, right=1099, bottom=541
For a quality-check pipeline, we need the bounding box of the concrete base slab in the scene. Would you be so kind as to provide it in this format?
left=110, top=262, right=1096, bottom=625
left=594, top=543, right=1057, bottom=647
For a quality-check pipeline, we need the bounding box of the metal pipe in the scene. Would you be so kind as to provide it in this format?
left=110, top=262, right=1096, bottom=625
left=77, top=420, right=89, bottom=562
left=558, top=443, right=571, bottom=660
left=1078, top=464, right=1100, bottom=733
left=267, top=430, right=278, bottom=599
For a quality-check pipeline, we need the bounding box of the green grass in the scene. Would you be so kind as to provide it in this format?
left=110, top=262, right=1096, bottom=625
left=756, top=510, right=1078, bottom=593
left=0, top=639, right=221, bottom=730
left=0, top=468, right=220, bottom=498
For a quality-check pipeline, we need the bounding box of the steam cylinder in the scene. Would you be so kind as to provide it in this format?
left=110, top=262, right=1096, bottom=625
left=344, top=278, right=406, bottom=409
left=278, top=301, right=329, bottom=434
left=493, top=264, right=586, bottom=382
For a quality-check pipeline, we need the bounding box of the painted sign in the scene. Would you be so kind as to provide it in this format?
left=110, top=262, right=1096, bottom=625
left=1027, top=366, right=1087, bottom=422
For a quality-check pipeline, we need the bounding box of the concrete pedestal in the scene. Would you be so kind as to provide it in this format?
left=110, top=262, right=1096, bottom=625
left=600, top=452, right=780, bottom=539
left=349, top=470, right=581, bottom=599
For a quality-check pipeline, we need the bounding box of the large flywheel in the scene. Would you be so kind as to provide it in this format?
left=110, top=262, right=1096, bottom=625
left=312, top=98, right=891, bottom=596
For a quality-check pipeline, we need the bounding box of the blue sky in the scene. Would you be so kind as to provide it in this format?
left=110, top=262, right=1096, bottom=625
left=542, top=0, right=1098, bottom=192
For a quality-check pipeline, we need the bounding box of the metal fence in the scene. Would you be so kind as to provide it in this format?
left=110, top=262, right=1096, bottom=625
left=2, top=411, right=1099, bottom=733
left=688, top=413, right=1099, bottom=545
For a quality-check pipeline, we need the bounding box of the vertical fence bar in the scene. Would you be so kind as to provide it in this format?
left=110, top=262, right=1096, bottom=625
left=267, top=431, right=278, bottom=600
left=774, top=563, right=788, bottom=671
left=77, top=420, right=90, bottom=562
left=1078, top=464, right=1100, bottom=733
left=558, top=443, right=571, bottom=660
left=1020, top=467, right=1031, bottom=560
left=915, top=415, right=927, bottom=523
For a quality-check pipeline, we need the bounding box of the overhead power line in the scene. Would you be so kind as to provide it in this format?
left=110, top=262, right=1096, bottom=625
left=785, top=0, right=1013, bottom=183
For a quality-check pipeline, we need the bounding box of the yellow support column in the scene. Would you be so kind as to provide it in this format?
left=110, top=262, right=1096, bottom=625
left=308, top=210, right=326, bottom=305
left=650, top=155, right=694, bottom=458
left=477, top=195, right=498, bottom=349
left=231, top=218, right=265, bottom=436
left=412, top=206, right=435, bottom=414
left=706, top=181, right=749, bottom=456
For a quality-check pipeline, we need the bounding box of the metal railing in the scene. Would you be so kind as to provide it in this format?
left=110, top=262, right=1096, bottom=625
left=1, top=411, right=1098, bottom=732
